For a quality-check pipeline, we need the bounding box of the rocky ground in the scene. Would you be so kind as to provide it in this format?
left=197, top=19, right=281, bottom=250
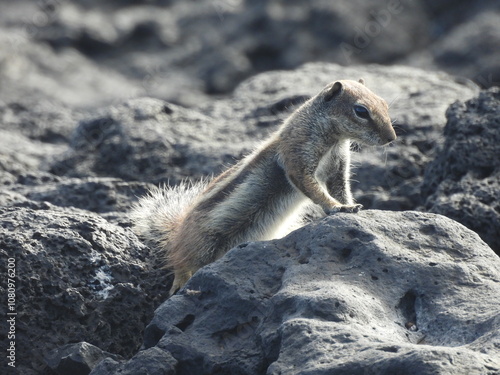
left=0, top=1, right=499, bottom=375
left=93, top=211, right=500, bottom=375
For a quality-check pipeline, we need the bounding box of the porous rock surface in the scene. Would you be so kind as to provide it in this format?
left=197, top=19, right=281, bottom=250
left=49, top=98, right=247, bottom=184
left=45, top=342, right=122, bottom=375
left=421, top=88, right=500, bottom=254
left=0, top=201, right=170, bottom=374
left=90, top=210, right=500, bottom=375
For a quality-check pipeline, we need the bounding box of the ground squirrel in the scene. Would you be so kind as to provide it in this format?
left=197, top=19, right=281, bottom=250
left=131, top=79, right=396, bottom=295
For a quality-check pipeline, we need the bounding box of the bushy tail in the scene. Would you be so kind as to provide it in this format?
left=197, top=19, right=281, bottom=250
left=130, top=180, right=209, bottom=255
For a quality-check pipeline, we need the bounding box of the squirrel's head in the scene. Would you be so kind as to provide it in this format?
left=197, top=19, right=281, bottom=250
left=318, top=79, right=396, bottom=146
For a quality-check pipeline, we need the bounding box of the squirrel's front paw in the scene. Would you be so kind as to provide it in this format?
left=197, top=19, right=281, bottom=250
left=325, top=204, right=363, bottom=215
left=341, top=204, right=363, bottom=213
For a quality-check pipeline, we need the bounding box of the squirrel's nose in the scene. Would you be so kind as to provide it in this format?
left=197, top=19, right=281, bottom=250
left=380, top=127, right=397, bottom=145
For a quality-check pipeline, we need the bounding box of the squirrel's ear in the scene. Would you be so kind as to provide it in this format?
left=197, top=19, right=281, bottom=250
left=358, top=78, right=365, bottom=85
left=324, top=81, right=342, bottom=102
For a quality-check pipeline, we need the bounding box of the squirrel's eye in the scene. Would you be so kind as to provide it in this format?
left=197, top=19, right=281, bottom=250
left=354, top=105, right=370, bottom=120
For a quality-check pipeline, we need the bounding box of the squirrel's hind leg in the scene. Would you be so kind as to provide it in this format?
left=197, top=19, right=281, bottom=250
left=169, top=268, right=194, bottom=296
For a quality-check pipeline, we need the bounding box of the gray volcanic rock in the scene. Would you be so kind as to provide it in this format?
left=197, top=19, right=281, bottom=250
left=0, top=30, right=142, bottom=109
left=49, top=97, right=249, bottom=184
left=46, top=342, right=122, bottom=375
left=91, top=210, right=500, bottom=375
left=3, top=176, right=152, bottom=215
left=91, top=347, right=177, bottom=375
left=421, top=88, right=500, bottom=255
left=0, top=98, right=81, bottom=196
left=0, top=201, right=170, bottom=374
left=431, top=11, right=500, bottom=89
left=421, top=0, right=498, bottom=32
left=407, top=3, right=500, bottom=89
left=0, top=99, right=76, bottom=144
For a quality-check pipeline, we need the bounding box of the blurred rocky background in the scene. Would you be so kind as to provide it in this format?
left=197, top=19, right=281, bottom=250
left=0, top=1, right=499, bottom=374
left=1, top=0, right=498, bottom=108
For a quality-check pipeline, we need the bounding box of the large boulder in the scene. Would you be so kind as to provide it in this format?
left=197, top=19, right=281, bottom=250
left=421, top=88, right=500, bottom=254
left=0, top=98, right=76, bottom=186
left=49, top=98, right=248, bottom=184
left=90, top=210, right=500, bottom=375
left=2, top=174, right=151, bottom=216
left=0, top=201, right=170, bottom=374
